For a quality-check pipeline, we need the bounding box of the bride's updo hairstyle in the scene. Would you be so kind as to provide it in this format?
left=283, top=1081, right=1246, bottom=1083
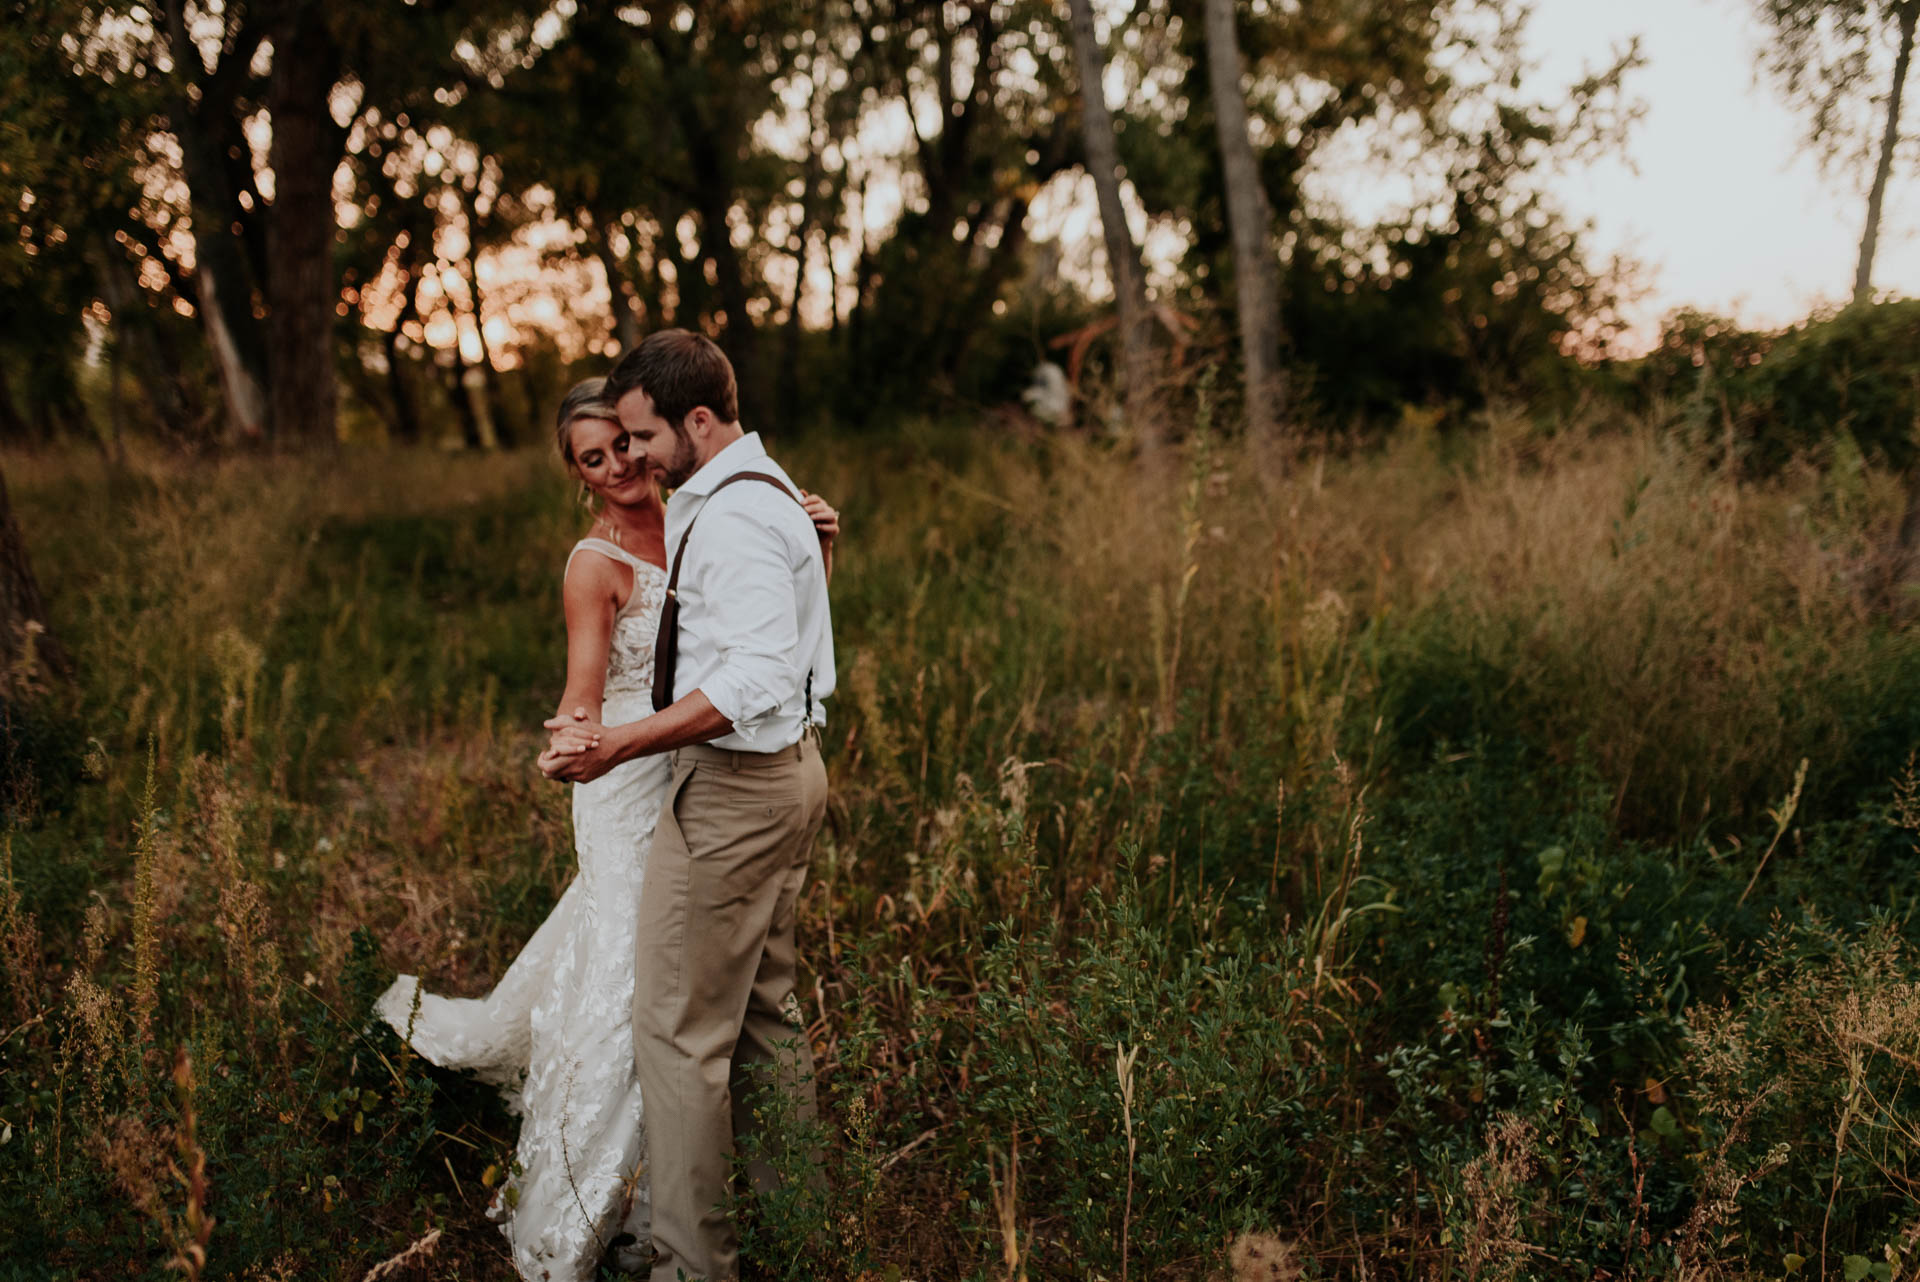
left=553, top=377, right=621, bottom=470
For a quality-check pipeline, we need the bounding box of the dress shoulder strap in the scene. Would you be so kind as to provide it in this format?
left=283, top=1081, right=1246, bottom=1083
left=567, top=537, right=650, bottom=615
left=568, top=536, right=644, bottom=568
left=570, top=537, right=668, bottom=582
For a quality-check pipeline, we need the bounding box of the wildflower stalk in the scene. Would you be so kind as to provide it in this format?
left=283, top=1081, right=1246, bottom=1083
left=130, top=743, right=162, bottom=1056
left=1116, top=1041, right=1141, bottom=1282
left=1738, top=757, right=1807, bottom=907
left=167, top=1048, right=213, bottom=1280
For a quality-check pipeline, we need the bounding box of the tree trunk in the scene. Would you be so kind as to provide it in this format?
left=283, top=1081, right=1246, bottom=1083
left=826, top=210, right=843, bottom=344
left=433, top=266, right=486, bottom=451
left=265, top=3, right=343, bottom=446
left=165, top=0, right=270, bottom=442
left=1067, top=0, right=1160, bottom=448
left=382, top=263, right=423, bottom=445
left=656, top=202, right=705, bottom=329
left=1855, top=5, right=1917, bottom=305
left=1204, top=0, right=1286, bottom=445
left=445, top=349, right=487, bottom=451
left=934, top=122, right=1072, bottom=379
left=939, top=195, right=1034, bottom=374
left=176, top=116, right=269, bottom=441
left=0, top=463, right=69, bottom=687
left=780, top=175, right=820, bottom=416
left=692, top=191, right=766, bottom=428
left=381, top=333, right=419, bottom=444
left=92, top=240, right=192, bottom=440
left=594, top=219, right=643, bottom=351
left=197, top=260, right=271, bottom=442
left=848, top=177, right=871, bottom=372
left=455, top=207, right=514, bottom=446
left=780, top=227, right=809, bottom=415
left=628, top=221, right=665, bottom=332
left=662, top=42, right=766, bottom=425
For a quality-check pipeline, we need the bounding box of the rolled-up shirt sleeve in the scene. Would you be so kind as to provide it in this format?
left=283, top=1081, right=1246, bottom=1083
left=690, top=504, right=803, bottom=742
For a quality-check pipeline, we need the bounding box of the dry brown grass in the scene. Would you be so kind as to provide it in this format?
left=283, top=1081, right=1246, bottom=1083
left=820, top=413, right=1903, bottom=833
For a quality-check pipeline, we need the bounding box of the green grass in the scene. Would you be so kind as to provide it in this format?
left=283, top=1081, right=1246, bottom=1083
left=3, top=415, right=1918, bottom=1280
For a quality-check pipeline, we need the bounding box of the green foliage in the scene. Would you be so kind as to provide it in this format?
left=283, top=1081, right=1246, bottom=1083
left=1682, top=913, right=1920, bottom=1264
left=1637, top=301, right=1920, bottom=474
left=965, top=883, right=1328, bottom=1276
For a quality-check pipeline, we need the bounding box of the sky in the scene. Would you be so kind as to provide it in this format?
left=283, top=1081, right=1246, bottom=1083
left=1518, top=0, right=1920, bottom=344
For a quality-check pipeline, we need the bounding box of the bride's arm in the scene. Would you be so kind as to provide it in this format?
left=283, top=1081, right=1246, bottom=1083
left=553, top=553, right=623, bottom=727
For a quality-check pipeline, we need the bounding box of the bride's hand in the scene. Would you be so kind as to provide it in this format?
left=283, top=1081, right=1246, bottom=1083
left=538, top=708, right=612, bottom=781
left=800, top=490, right=839, bottom=545
left=543, top=707, right=600, bottom=750
left=801, top=490, right=838, bottom=583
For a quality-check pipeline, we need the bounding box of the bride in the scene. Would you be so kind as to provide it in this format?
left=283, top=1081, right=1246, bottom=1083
left=377, top=377, right=839, bottom=1281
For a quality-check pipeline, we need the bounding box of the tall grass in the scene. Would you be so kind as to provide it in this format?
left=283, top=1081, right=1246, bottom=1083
left=4, top=411, right=1918, bottom=1279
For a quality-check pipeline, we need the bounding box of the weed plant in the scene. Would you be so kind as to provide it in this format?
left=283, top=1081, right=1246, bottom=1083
left=3, top=413, right=1918, bottom=1279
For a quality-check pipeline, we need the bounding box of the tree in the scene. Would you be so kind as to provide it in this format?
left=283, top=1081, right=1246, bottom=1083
left=1203, top=0, right=1286, bottom=444
left=1, top=0, right=203, bottom=446
left=1110, top=0, right=1633, bottom=428
left=1755, top=0, right=1920, bottom=304
left=1066, top=0, right=1160, bottom=447
left=52, top=0, right=537, bottom=446
left=846, top=0, right=1080, bottom=416
left=1754, top=0, right=1920, bottom=599
left=157, top=0, right=274, bottom=440
left=263, top=0, right=346, bottom=444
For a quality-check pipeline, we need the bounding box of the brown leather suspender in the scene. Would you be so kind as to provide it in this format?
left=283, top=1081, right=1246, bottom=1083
left=651, top=470, right=813, bottom=717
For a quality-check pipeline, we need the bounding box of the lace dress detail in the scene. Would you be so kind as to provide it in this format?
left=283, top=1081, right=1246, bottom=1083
left=378, top=539, right=671, bottom=1281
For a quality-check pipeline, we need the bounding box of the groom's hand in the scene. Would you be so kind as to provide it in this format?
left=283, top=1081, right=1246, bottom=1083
left=540, top=738, right=617, bottom=782
left=538, top=708, right=616, bottom=782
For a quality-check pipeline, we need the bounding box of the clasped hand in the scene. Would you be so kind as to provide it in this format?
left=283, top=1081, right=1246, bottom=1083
left=538, top=707, right=616, bottom=782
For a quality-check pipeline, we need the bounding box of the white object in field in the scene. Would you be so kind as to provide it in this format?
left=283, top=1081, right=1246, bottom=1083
left=1022, top=361, right=1071, bottom=424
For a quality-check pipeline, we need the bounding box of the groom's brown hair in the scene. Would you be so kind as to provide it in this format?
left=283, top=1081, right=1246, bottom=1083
left=606, top=329, right=739, bottom=428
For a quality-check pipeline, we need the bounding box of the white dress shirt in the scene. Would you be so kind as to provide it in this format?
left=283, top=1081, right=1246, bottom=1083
left=664, top=432, right=835, bottom=752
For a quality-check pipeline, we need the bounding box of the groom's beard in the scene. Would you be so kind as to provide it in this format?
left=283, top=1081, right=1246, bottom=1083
left=659, top=429, right=699, bottom=489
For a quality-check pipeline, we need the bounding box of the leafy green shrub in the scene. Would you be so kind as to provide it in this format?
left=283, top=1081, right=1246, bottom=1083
left=1638, top=302, right=1920, bottom=474
left=963, top=882, right=1335, bottom=1278
left=1680, top=913, right=1920, bottom=1274
left=1739, top=302, right=1920, bottom=473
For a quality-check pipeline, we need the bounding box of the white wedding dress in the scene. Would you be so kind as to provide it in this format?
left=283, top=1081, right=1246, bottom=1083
left=378, top=537, right=670, bottom=1281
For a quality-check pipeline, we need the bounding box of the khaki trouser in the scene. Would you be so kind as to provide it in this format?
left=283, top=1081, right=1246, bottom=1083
left=633, top=735, right=827, bottom=1282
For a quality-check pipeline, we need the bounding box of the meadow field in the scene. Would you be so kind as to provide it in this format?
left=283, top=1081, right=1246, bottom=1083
left=4, top=410, right=1920, bottom=1280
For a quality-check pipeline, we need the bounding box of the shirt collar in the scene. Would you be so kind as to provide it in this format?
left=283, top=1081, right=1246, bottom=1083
left=675, top=431, right=767, bottom=498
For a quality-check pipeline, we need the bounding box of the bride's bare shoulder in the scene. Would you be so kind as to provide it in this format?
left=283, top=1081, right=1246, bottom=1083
left=564, top=540, right=634, bottom=616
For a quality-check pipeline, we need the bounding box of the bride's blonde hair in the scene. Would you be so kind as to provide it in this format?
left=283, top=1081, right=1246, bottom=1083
left=553, top=377, right=621, bottom=470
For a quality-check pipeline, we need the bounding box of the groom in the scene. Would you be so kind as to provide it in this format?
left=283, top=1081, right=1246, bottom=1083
left=539, top=329, right=834, bottom=1282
